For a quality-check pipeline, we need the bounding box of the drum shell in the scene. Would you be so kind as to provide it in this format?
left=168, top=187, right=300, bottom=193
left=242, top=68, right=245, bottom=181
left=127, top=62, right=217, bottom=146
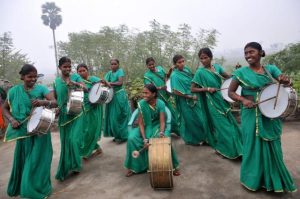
left=67, top=90, right=84, bottom=115
left=148, top=137, right=173, bottom=189
left=27, top=107, right=55, bottom=136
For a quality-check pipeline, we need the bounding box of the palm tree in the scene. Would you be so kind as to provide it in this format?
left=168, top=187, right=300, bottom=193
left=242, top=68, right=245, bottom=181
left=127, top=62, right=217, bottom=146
left=41, top=2, right=62, bottom=76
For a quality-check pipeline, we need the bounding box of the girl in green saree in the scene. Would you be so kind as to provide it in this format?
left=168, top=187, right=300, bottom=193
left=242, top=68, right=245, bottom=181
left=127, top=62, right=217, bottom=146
left=191, top=48, right=242, bottom=159
left=104, top=59, right=131, bottom=143
left=3, top=64, right=57, bottom=199
left=228, top=42, right=297, bottom=192
left=170, top=55, right=210, bottom=145
left=124, top=84, right=180, bottom=177
left=143, top=57, right=180, bottom=135
left=54, top=57, right=87, bottom=181
left=77, top=63, right=104, bottom=159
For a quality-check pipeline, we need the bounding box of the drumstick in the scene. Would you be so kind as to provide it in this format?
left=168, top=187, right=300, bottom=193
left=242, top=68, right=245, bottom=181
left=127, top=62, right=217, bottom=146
left=132, top=144, right=150, bottom=158
left=273, top=83, right=281, bottom=109
left=95, top=82, right=101, bottom=95
left=216, top=87, right=228, bottom=91
left=254, top=96, right=276, bottom=105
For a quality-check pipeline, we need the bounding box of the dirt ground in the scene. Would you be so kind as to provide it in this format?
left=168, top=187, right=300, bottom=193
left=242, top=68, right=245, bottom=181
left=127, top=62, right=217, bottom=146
left=0, top=121, right=299, bottom=199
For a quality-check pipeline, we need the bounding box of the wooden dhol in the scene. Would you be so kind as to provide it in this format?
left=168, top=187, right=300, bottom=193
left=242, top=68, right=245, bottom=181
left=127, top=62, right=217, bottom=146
left=148, top=137, right=173, bottom=189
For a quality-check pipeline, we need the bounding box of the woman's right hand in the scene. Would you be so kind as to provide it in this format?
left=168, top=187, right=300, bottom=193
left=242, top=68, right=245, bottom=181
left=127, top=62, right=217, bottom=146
left=241, top=98, right=256, bottom=108
left=11, top=118, right=20, bottom=129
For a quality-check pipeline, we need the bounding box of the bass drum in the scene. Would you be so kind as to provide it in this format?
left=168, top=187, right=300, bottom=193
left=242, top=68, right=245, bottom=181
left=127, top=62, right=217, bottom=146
left=27, top=107, right=55, bottom=135
left=258, top=83, right=298, bottom=118
left=88, top=82, right=114, bottom=104
left=148, top=137, right=173, bottom=189
left=221, top=78, right=242, bottom=103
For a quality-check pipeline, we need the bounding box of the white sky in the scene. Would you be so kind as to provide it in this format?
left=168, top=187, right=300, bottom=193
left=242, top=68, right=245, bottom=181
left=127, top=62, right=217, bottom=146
left=1, top=0, right=300, bottom=74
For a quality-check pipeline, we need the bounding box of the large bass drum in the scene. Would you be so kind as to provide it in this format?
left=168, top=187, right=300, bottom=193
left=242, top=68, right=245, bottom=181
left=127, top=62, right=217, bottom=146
left=258, top=83, right=298, bottom=118
left=27, top=107, right=55, bottom=135
left=67, top=89, right=84, bottom=115
left=88, top=82, right=114, bottom=104
left=221, top=78, right=242, bottom=103
left=148, top=137, right=173, bottom=189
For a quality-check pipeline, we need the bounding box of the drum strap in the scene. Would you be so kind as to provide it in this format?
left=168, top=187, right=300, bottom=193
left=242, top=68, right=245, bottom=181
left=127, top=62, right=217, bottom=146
left=262, top=65, right=276, bottom=83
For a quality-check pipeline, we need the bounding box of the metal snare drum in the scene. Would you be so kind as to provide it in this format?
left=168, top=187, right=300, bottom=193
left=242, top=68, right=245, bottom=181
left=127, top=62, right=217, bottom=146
left=221, top=78, right=242, bottom=103
left=258, top=83, right=298, bottom=118
left=88, top=83, right=114, bottom=104
left=27, top=107, right=55, bottom=135
left=148, top=137, right=173, bottom=189
left=67, top=89, right=84, bottom=115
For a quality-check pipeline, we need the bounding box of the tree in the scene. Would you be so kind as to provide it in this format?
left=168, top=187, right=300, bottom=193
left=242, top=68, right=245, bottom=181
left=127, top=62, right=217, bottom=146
left=0, top=32, right=31, bottom=83
left=41, top=2, right=62, bottom=76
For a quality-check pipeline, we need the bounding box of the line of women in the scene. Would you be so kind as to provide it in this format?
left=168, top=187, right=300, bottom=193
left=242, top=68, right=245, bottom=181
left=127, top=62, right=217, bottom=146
left=1, top=41, right=297, bottom=199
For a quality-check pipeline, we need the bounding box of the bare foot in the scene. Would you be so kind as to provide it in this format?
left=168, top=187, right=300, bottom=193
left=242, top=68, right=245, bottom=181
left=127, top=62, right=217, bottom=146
left=173, top=169, right=181, bottom=176
left=125, top=170, right=135, bottom=177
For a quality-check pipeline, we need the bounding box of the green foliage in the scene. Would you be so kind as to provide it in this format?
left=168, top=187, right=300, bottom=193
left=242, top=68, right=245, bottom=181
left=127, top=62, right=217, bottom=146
left=264, top=42, right=300, bottom=95
left=58, top=20, right=219, bottom=80
left=263, top=43, right=300, bottom=74
left=41, top=2, right=62, bottom=30
left=0, top=32, right=32, bottom=84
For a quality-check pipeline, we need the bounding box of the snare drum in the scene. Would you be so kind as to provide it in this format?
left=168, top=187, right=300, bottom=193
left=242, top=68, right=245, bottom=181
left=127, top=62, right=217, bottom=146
left=88, top=82, right=114, bottom=104
left=166, top=79, right=172, bottom=93
left=148, top=137, right=173, bottom=189
left=258, top=84, right=298, bottom=118
left=221, top=78, right=242, bottom=103
left=27, top=107, right=55, bottom=135
left=67, top=89, right=84, bottom=115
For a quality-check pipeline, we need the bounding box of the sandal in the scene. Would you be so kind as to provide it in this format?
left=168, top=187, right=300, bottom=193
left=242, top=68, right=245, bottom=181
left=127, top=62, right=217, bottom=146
left=173, top=169, right=181, bottom=176
left=125, top=170, right=135, bottom=177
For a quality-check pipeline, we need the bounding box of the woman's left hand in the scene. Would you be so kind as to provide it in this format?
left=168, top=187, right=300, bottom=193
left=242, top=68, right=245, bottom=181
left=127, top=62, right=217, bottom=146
left=278, top=75, right=292, bottom=86
left=31, top=99, right=45, bottom=107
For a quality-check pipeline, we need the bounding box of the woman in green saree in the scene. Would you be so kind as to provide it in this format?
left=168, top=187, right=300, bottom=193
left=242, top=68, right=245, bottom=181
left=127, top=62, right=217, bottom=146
left=143, top=57, right=180, bottom=135
left=77, top=63, right=104, bottom=159
left=54, top=57, right=87, bottom=181
left=228, top=42, right=297, bottom=192
left=191, top=48, right=242, bottom=159
left=170, top=55, right=210, bottom=145
left=3, top=64, right=57, bottom=199
left=124, top=84, right=180, bottom=177
left=104, top=58, right=131, bottom=143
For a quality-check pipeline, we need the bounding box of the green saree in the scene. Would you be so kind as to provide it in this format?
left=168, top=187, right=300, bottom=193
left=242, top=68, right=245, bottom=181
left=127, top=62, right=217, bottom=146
left=80, top=76, right=103, bottom=158
left=104, top=68, right=131, bottom=142
left=124, top=99, right=179, bottom=173
left=5, top=84, right=53, bottom=199
left=170, top=66, right=209, bottom=145
left=54, top=73, right=83, bottom=181
left=144, top=65, right=180, bottom=135
left=192, top=64, right=242, bottom=159
left=233, top=64, right=297, bottom=192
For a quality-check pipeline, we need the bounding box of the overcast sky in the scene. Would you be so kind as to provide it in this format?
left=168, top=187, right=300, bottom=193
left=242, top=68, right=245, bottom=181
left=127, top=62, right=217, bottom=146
left=1, top=0, right=300, bottom=74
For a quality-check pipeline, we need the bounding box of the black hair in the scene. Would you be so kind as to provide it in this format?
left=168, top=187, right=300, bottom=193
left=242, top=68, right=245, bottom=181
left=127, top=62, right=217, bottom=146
left=198, top=47, right=213, bottom=59
left=77, top=63, right=88, bottom=71
left=144, top=84, right=158, bottom=98
left=146, top=57, right=155, bottom=65
left=244, top=42, right=266, bottom=57
left=173, top=54, right=184, bottom=65
left=110, top=58, right=120, bottom=65
left=58, top=56, right=71, bottom=67
left=19, top=64, right=37, bottom=76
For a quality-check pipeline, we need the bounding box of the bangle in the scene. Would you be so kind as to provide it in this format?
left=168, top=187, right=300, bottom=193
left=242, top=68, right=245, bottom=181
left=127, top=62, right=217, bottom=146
left=48, top=101, right=52, bottom=107
left=143, top=139, right=148, bottom=143
left=207, top=87, right=210, bottom=92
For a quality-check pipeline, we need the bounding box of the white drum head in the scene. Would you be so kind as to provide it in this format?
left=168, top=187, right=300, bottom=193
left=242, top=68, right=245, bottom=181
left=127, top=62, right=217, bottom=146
left=258, top=84, right=289, bottom=118
left=89, top=83, right=102, bottom=103
left=166, top=79, right=172, bottom=93
left=27, top=107, right=43, bottom=132
left=221, top=78, right=242, bottom=103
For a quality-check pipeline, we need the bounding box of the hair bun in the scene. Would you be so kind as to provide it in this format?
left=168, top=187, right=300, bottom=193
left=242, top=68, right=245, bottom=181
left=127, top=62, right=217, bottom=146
left=261, top=50, right=266, bottom=57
